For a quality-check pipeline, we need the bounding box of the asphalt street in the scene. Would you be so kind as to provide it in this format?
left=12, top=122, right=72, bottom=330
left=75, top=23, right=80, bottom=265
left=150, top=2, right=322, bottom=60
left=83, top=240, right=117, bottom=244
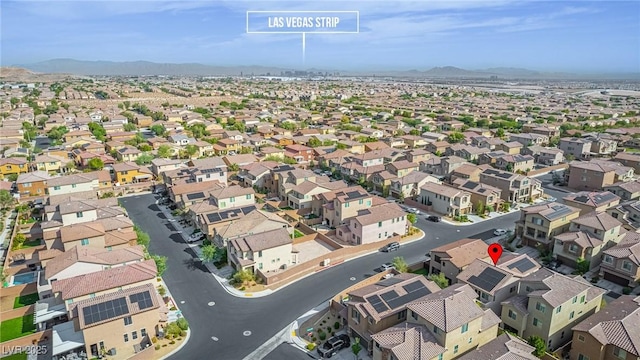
left=120, top=193, right=519, bottom=360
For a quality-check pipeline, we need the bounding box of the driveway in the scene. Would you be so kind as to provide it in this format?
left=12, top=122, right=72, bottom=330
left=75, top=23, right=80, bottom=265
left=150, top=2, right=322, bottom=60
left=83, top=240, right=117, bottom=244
left=121, top=194, right=519, bottom=360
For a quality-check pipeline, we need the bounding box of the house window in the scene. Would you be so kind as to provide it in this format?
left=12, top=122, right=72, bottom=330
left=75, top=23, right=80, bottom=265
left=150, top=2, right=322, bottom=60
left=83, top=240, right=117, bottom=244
left=359, top=199, right=363, bottom=205
left=613, top=347, right=626, bottom=359
left=569, top=244, right=578, bottom=253
left=433, top=325, right=440, bottom=334
left=66, top=299, right=73, bottom=305
left=468, top=337, right=473, bottom=343
left=556, top=306, right=562, bottom=314
left=570, top=311, right=575, bottom=319
left=246, top=194, right=251, bottom=199
left=532, top=217, right=543, bottom=226
left=578, top=334, right=585, bottom=342
left=352, top=309, right=361, bottom=323
left=344, top=202, right=350, bottom=208
left=411, top=311, right=418, bottom=321
left=536, top=302, right=546, bottom=313
left=76, top=212, right=83, bottom=218
left=603, top=255, right=613, bottom=264
left=573, top=296, right=577, bottom=304
left=533, top=318, right=541, bottom=327
left=230, top=197, right=235, bottom=202
left=580, top=295, right=585, bottom=303
left=124, top=316, right=132, bottom=326
left=258, top=251, right=262, bottom=257
left=578, top=355, right=589, bottom=360
left=508, top=310, right=517, bottom=320
left=72, top=184, right=77, bottom=188
left=54, top=186, right=61, bottom=190
left=378, top=221, right=382, bottom=227
left=89, top=293, right=96, bottom=298
left=454, top=345, right=459, bottom=354
left=132, top=331, right=138, bottom=340
left=81, top=239, right=89, bottom=246
left=397, top=310, right=407, bottom=320
left=124, top=334, right=129, bottom=342
left=622, top=261, right=633, bottom=272
left=258, top=263, right=263, bottom=270
left=461, top=323, right=468, bottom=333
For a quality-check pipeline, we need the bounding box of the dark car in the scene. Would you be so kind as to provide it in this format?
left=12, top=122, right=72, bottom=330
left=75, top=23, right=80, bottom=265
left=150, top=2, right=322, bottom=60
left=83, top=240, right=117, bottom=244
left=426, top=215, right=441, bottom=222
left=381, top=242, right=400, bottom=252
left=317, top=334, right=350, bottom=358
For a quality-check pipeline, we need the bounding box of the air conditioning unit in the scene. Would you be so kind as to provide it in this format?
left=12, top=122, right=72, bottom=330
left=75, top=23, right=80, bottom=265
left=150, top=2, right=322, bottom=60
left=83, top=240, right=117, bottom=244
left=323, top=259, right=331, bottom=267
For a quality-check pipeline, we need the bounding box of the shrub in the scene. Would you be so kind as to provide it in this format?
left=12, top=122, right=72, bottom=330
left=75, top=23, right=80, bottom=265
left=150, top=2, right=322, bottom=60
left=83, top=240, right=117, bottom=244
left=158, top=286, right=166, bottom=297
left=155, top=345, right=161, bottom=350
left=151, top=336, right=158, bottom=344
left=623, top=287, right=632, bottom=295
left=319, top=332, right=327, bottom=341
left=169, top=340, right=175, bottom=345
left=306, top=343, right=316, bottom=351
left=327, top=327, right=332, bottom=333
left=318, top=328, right=324, bottom=334
left=334, top=321, right=340, bottom=330
left=331, top=332, right=335, bottom=336
left=176, top=317, right=189, bottom=330
left=312, top=337, right=317, bottom=342
left=180, top=331, right=187, bottom=337
left=177, top=338, right=182, bottom=341
left=162, top=344, right=167, bottom=348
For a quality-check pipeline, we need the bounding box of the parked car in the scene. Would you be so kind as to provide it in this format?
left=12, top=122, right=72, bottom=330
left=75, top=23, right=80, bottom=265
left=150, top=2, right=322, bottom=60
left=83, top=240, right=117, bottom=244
left=317, top=334, right=350, bottom=358
left=493, top=229, right=508, bottom=236
left=380, top=263, right=396, bottom=271
left=187, top=233, right=204, bottom=243
left=407, top=207, right=420, bottom=214
left=426, top=215, right=441, bottom=222
left=381, top=242, right=400, bottom=252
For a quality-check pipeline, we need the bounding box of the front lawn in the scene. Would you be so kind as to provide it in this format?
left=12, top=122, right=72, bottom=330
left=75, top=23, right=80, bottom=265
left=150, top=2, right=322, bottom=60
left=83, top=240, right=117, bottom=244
left=0, top=314, right=36, bottom=342
left=13, top=293, right=39, bottom=309
left=411, top=268, right=429, bottom=276
left=3, top=352, right=27, bottom=360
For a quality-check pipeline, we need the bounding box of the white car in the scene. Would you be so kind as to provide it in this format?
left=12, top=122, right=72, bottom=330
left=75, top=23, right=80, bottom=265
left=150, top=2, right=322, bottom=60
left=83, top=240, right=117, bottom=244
left=407, top=208, right=420, bottom=214
left=381, top=263, right=396, bottom=271
left=493, top=229, right=508, bottom=236
left=187, top=233, right=204, bottom=243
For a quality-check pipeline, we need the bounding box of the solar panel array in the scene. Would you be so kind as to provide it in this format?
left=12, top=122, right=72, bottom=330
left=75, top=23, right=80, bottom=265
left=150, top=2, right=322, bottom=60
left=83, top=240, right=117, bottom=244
left=129, top=291, right=154, bottom=310
left=205, top=205, right=257, bottom=223
left=186, top=192, right=205, bottom=200
left=82, top=297, right=129, bottom=326
left=403, top=281, right=425, bottom=293
left=200, top=168, right=222, bottom=174
left=387, top=287, right=431, bottom=309
left=548, top=205, right=573, bottom=220
left=366, top=294, right=389, bottom=313
left=346, top=191, right=365, bottom=199
left=377, top=277, right=403, bottom=287
left=462, top=181, right=479, bottom=190
left=507, top=258, right=537, bottom=273
left=467, top=268, right=507, bottom=292
left=380, top=290, right=399, bottom=302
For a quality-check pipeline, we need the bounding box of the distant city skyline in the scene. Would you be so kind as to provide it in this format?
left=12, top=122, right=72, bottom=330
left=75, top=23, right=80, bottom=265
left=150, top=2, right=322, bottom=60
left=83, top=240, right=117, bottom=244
left=2, top=0, right=639, bottom=73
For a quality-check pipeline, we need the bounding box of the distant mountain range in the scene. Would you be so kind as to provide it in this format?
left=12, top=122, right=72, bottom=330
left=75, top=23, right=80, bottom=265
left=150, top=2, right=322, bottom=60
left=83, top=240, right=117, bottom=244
left=14, top=59, right=640, bottom=79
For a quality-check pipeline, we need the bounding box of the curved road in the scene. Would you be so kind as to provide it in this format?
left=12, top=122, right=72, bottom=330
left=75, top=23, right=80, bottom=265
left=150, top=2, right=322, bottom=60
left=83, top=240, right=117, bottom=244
left=121, top=194, right=518, bottom=360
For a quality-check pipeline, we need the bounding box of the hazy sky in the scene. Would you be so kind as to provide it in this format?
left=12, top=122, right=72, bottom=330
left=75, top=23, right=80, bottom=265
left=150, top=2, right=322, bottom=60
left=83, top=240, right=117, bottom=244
left=2, top=0, right=639, bottom=72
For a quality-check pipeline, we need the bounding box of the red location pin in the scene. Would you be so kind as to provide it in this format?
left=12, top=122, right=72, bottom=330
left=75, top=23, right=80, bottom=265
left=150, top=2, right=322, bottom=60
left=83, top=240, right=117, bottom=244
left=488, top=244, right=503, bottom=265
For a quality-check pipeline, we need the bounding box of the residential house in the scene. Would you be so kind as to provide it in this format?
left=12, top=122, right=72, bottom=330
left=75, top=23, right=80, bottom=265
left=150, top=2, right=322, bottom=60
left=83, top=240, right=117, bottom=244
left=458, top=254, right=541, bottom=314
left=559, top=138, right=592, bottom=160
left=367, top=282, right=501, bottom=360
left=501, top=268, right=605, bottom=351
left=16, top=171, right=52, bottom=197
left=228, top=228, right=295, bottom=274
left=47, top=172, right=105, bottom=198
left=315, top=187, right=376, bottom=227
left=386, top=160, right=419, bottom=178
left=570, top=295, right=640, bottom=360
left=607, top=200, right=640, bottom=232
left=237, top=161, right=279, bottom=189
left=496, top=141, right=524, bottom=155
left=562, top=191, right=621, bottom=215
left=208, top=186, right=255, bottom=210
left=553, top=211, right=624, bottom=270
left=33, top=154, right=67, bottom=173
left=567, top=160, right=635, bottom=191
left=335, top=202, right=407, bottom=245
left=115, top=146, right=141, bottom=162
left=480, top=169, right=543, bottom=203
left=428, top=238, right=490, bottom=286
left=523, top=146, right=565, bottom=166
left=149, top=158, right=186, bottom=178
left=599, top=232, right=640, bottom=287
left=456, top=333, right=538, bottom=360
left=604, top=180, right=640, bottom=201
left=449, top=163, right=485, bottom=183
left=452, top=180, right=502, bottom=212
left=284, top=144, right=314, bottom=162
left=509, top=133, right=549, bottom=147
left=614, top=152, right=640, bottom=173
left=212, top=210, right=291, bottom=248
left=515, top=202, right=581, bottom=250
left=495, top=154, right=535, bottom=173
left=418, top=182, right=472, bottom=217
left=112, top=162, right=153, bottom=184
left=0, top=157, right=28, bottom=179
left=390, top=172, right=440, bottom=200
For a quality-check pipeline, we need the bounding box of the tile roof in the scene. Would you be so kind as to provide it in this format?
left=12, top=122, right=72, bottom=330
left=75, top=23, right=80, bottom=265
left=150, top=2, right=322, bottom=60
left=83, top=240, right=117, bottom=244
left=430, top=238, right=489, bottom=269
left=60, top=222, right=105, bottom=243
left=572, top=295, right=640, bottom=356
left=354, top=202, right=406, bottom=227
left=370, top=323, right=445, bottom=360
left=520, top=268, right=605, bottom=307
left=52, top=259, right=157, bottom=300
left=229, top=227, right=291, bottom=252
left=45, top=245, right=145, bottom=280
left=457, top=333, right=538, bottom=360
left=572, top=211, right=622, bottom=231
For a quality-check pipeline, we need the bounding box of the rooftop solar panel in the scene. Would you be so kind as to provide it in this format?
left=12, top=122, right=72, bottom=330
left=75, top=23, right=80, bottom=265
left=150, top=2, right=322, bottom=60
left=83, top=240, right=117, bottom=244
left=366, top=294, right=389, bottom=313
left=462, top=181, right=478, bottom=190
left=380, top=290, right=399, bottom=303
left=186, top=192, right=205, bottom=200
left=129, top=291, right=154, bottom=310
left=467, top=267, right=507, bottom=292
left=377, top=277, right=404, bottom=287
left=403, top=281, right=426, bottom=293
left=83, top=297, right=129, bottom=326
left=548, top=205, right=572, bottom=220
left=387, top=287, right=431, bottom=309
left=507, top=258, right=537, bottom=273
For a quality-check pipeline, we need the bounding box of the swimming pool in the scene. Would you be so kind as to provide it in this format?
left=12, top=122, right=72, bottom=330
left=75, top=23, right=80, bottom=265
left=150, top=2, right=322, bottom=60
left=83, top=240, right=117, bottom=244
left=11, top=272, right=37, bottom=286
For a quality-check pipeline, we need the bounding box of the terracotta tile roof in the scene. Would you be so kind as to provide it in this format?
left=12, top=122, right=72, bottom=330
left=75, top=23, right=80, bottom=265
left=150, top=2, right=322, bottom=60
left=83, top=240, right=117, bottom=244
left=60, top=222, right=105, bottom=243
left=430, top=238, right=489, bottom=269
left=555, top=231, right=603, bottom=249
left=572, top=295, right=640, bottom=356
left=572, top=211, right=622, bottom=231
left=229, top=227, right=291, bottom=252
left=45, top=245, right=145, bottom=280
left=520, top=268, right=605, bottom=307
left=370, top=323, right=445, bottom=360
left=52, top=259, right=157, bottom=300
left=603, top=232, right=640, bottom=265
left=457, top=333, right=538, bottom=360
left=354, top=202, right=405, bottom=227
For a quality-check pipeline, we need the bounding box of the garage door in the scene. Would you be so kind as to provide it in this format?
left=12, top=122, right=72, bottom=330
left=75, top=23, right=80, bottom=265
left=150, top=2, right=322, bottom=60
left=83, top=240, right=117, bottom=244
left=603, top=272, right=629, bottom=286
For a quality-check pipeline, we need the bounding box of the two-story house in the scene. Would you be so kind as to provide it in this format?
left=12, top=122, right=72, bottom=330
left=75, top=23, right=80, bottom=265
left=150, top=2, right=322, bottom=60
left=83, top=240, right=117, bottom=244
left=599, top=232, right=640, bottom=287
left=16, top=171, right=52, bottom=197
left=562, top=191, right=621, bottom=215
left=209, top=185, right=255, bottom=210
left=429, top=238, right=490, bottom=286
left=559, top=138, right=592, bottom=160
left=452, top=179, right=502, bottom=212
left=604, top=180, right=640, bottom=201
left=495, top=154, right=535, bottom=173
left=112, top=162, right=153, bottom=184
left=418, top=182, right=472, bottom=217
left=515, top=202, right=581, bottom=250
left=567, top=160, right=634, bottom=191
left=389, top=172, right=440, bottom=200
left=227, top=228, right=294, bottom=274
left=335, top=202, right=407, bottom=245
left=500, top=268, right=606, bottom=351
left=480, top=169, right=543, bottom=204
left=0, top=157, right=28, bottom=179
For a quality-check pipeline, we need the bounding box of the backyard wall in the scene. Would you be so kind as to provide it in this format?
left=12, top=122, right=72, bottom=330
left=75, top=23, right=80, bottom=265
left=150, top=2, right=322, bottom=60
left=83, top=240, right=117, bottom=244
left=0, top=329, right=51, bottom=350
left=527, top=164, right=569, bottom=177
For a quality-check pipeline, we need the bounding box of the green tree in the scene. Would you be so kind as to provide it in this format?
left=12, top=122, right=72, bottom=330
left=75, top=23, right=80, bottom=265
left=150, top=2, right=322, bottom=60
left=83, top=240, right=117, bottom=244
left=406, top=213, right=417, bottom=225
left=527, top=335, right=546, bottom=357
left=575, top=258, right=590, bottom=275
left=151, top=254, right=168, bottom=276
left=184, top=144, right=199, bottom=158
left=157, top=145, right=172, bottom=158
left=232, top=269, right=255, bottom=286
left=150, top=124, right=166, bottom=136
left=447, top=131, right=465, bottom=143
left=47, top=126, right=69, bottom=141
left=201, top=244, right=218, bottom=263
left=228, top=163, right=240, bottom=172
left=428, top=272, right=449, bottom=288
left=475, top=201, right=485, bottom=215
left=123, top=123, right=137, bottom=131
left=351, top=337, right=362, bottom=360
left=188, top=123, right=209, bottom=139
left=499, top=202, right=511, bottom=212
left=88, top=122, right=106, bottom=141
left=134, top=226, right=151, bottom=248
left=0, top=190, right=15, bottom=209
left=307, top=137, right=322, bottom=147
left=10, top=97, right=20, bottom=107
left=135, top=153, right=155, bottom=165
left=392, top=256, right=408, bottom=273
left=495, top=128, right=505, bottom=138
left=87, top=158, right=104, bottom=170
